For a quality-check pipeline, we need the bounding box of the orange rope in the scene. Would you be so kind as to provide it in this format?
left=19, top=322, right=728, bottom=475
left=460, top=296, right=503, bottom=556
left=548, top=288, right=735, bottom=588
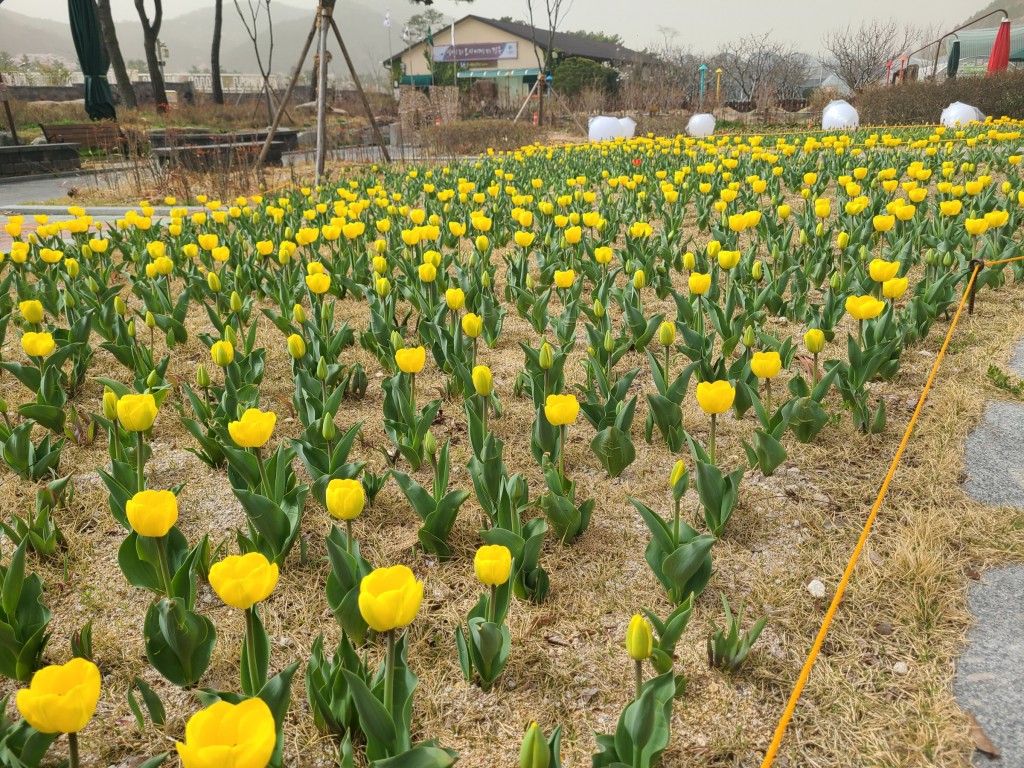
left=760, top=261, right=982, bottom=767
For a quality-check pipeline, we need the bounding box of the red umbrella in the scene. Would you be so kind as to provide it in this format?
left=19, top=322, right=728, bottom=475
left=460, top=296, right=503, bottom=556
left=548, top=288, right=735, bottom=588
left=988, top=19, right=1011, bottom=73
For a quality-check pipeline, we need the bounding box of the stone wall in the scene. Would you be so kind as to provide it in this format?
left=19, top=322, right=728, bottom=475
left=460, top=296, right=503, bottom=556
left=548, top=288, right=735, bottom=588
left=398, top=85, right=459, bottom=140
left=7, top=82, right=196, bottom=106
left=0, top=143, right=81, bottom=177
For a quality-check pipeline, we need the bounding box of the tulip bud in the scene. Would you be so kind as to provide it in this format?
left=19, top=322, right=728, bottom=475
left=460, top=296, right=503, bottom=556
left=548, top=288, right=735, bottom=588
left=146, top=370, right=159, bottom=388
left=293, top=303, right=307, bottom=324
left=626, top=614, right=653, bottom=661
left=683, top=251, right=695, bottom=271
left=603, top=329, right=614, bottom=352
left=224, top=324, right=237, bottom=347
left=472, top=365, right=493, bottom=397
left=837, top=231, right=849, bottom=249
left=633, top=270, right=646, bottom=289
left=481, top=271, right=491, bottom=288
left=424, top=430, right=437, bottom=457
left=230, top=291, right=243, bottom=313
left=942, top=252, right=954, bottom=268
left=859, top=245, right=869, bottom=263
left=65, top=293, right=76, bottom=308
left=114, top=296, right=127, bottom=316
left=799, top=229, right=808, bottom=246
left=127, top=320, right=136, bottom=338
left=145, top=310, right=156, bottom=329
left=196, top=364, right=211, bottom=388
left=593, top=298, right=605, bottom=319
left=804, top=328, right=825, bottom=354
left=207, top=271, right=222, bottom=293
left=658, top=321, right=676, bottom=347
left=317, top=356, right=328, bottom=381
left=670, top=459, right=687, bottom=497
left=0, top=396, right=8, bottom=414
left=390, top=330, right=403, bottom=351
left=376, top=277, right=392, bottom=297
left=103, top=389, right=118, bottom=420
left=742, top=325, right=756, bottom=348
left=88, top=277, right=100, bottom=293
left=322, top=414, right=337, bottom=442
left=81, top=244, right=93, bottom=260
left=751, top=260, right=763, bottom=281
left=539, top=341, right=553, bottom=370
left=829, top=271, right=842, bottom=292
left=519, top=722, right=550, bottom=768
left=287, top=333, right=306, bottom=359
left=526, top=274, right=535, bottom=290
left=814, top=222, right=824, bottom=239
left=284, top=226, right=294, bottom=240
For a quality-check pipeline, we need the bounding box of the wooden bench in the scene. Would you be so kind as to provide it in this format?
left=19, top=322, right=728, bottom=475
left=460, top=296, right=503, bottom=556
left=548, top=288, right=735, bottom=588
left=151, top=140, right=286, bottom=169
left=40, top=122, right=129, bottom=153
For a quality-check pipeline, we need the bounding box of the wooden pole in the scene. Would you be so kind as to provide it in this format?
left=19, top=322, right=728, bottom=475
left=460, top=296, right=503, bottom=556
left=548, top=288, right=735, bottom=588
left=256, top=16, right=317, bottom=167
left=329, top=16, right=391, bottom=163
left=314, top=2, right=331, bottom=182
left=0, top=73, right=19, bottom=146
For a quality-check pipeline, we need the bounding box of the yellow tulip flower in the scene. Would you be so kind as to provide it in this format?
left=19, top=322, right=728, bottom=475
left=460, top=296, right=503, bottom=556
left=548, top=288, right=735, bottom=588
left=176, top=698, right=276, bottom=768
left=626, top=614, right=653, bottom=661
left=16, top=658, right=101, bottom=734
left=553, top=269, right=576, bottom=289
left=695, top=380, right=735, bottom=415
left=358, top=564, right=424, bottom=633
left=750, top=351, right=782, bottom=379
left=395, top=346, right=426, bottom=374
left=868, top=259, right=899, bottom=283
left=125, top=489, right=178, bottom=538
left=544, top=393, right=580, bottom=426
left=474, top=544, right=512, bottom=586
left=228, top=408, right=277, bottom=449
left=326, top=478, right=365, bottom=521
left=689, top=272, right=712, bottom=295
left=209, top=552, right=279, bottom=610
left=116, top=393, right=158, bottom=432
left=845, top=295, right=885, bottom=321
left=461, top=313, right=483, bottom=338
left=305, top=273, right=331, bottom=294
left=883, top=277, right=909, bottom=299
left=19, top=300, right=43, bottom=324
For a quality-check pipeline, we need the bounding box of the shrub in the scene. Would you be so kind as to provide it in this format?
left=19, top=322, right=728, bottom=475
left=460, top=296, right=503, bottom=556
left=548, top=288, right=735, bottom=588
left=552, top=57, right=618, bottom=98
left=420, top=119, right=544, bottom=156
left=857, top=70, right=1024, bottom=125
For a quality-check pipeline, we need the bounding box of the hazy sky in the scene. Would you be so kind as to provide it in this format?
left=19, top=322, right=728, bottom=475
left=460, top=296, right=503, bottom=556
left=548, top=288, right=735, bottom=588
left=1, top=0, right=981, bottom=53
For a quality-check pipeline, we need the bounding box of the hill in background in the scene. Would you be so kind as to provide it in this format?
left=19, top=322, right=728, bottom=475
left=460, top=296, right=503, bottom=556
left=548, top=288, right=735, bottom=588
left=0, top=2, right=411, bottom=85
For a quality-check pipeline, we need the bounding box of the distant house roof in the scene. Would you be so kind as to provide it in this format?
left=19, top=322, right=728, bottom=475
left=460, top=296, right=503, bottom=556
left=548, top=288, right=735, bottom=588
left=384, top=15, right=654, bottom=67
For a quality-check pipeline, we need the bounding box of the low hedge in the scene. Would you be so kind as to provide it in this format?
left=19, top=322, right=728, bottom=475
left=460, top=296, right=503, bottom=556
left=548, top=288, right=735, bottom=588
left=856, top=69, right=1024, bottom=125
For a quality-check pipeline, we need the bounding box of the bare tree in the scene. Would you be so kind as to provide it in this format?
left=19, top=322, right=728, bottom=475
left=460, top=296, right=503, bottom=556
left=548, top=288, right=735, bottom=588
left=233, top=0, right=276, bottom=121
left=710, top=33, right=807, bottom=107
left=133, top=0, right=168, bottom=109
left=97, top=0, right=137, bottom=109
left=211, top=0, right=224, bottom=104
left=525, top=0, right=574, bottom=126
left=821, top=19, right=917, bottom=91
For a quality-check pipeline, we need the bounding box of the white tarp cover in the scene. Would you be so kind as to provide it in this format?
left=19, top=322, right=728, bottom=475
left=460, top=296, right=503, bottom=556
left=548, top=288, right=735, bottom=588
left=589, top=115, right=625, bottom=142
left=687, top=113, right=716, bottom=138
left=940, top=102, right=986, bottom=127
left=619, top=117, right=637, bottom=139
left=821, top=100, right=859, bottom=130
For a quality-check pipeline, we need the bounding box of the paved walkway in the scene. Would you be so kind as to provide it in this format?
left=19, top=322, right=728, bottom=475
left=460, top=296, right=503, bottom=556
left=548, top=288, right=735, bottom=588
left=0, top=169, right=126, bottom=208
left=957, top=338, right=1024, bottom=767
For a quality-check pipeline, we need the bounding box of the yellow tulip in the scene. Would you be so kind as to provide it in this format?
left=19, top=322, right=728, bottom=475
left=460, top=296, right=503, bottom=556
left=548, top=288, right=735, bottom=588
left=228, top=408, right=277, bottom=449
left=305, top=273, right=331, bottom=294
left=462, top=313, right=483, bottom=338
left=210, top=340, right=234, bottom=367
left=126, top=489, right=178, bottom=538
left=553, top=269, right=575, bottom=289
left=717, top=250, right=740, bottom=270
left=21, top=332, right=57, bottom=358
left=658, top=321, right=676, bottom=346
left=868, top=259, right=899, bottom=283
left=418, top=263, right=437, bottom=283
left=728, top=213, right=747, bottom=232
left=544, top=393, right=580, bottom=426
left=750, top=351, right=782, bottom=379
left=778, top=204, right=792, bottom=220
left=176, top=698, right=276, bottom=768
left=445, top=288, right=465, bottom=311
left=845, top=295, right=885, bottom=320
left=472, top=365, right=493, bottom=397
left=117, top=393, right=158, bottom=432
left=395, top=346, right=426, bottom=374
left=626, top=614, right=653, bottom=661
left=564, top=226, right=582, bottom=244
left=594, top=246, right=613, bottom=264
left=964, top=218, right=989, bottom=236
left=19, top=300, right=43, bottom=324
left=883, top=277, right=908, bottom=299
left=939, top=200, right=962, bottom=217
left=689, top=272, right=711, bottom=295
left=514, top=231, right=535, bottom=248
left=198, top=233, right=219, bottom=251
left=358, top=564, right=424, bottom=633
left=474, top=544, right=512, bottom=586
left=16, top=658, right=101, bottom=734
left=696, top=380, right=735, bottom=415
left=804, top=329, right=825, bottom=354
left=326, top=478, right=365, bottom=521
left=984, top=210, right=1009, bottom=228
left=209, top=552, right=279, bottom=610
left=39, top=248, right=63, bottom=264
left=287, top=334, right=306, bottom=359
left=872, top=215, right=895, bottom=233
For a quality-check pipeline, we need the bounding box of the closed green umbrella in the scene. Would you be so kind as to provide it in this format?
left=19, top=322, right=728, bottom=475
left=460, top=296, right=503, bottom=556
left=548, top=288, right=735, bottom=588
left=1012, top=46, right=1024, bottom=62
left=946, top=40, right=961, bottom=78
left=68, top=0, right=117, bottom=120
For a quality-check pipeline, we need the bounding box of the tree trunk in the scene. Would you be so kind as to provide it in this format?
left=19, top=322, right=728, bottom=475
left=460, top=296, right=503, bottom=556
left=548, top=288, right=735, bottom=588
left=97, top=0, right=137, bottom=109
left=133, top=0, right=168, bottom=109
left=211, top=0, right=224, bottom=104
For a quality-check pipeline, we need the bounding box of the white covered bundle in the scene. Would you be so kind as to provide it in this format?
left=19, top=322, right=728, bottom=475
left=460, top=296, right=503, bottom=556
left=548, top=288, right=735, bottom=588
left=588, top=115, right=625, bottom=142
left=940, top=102, right=985, bottom=127
left=618, top=117, right=637, bottom=139
left=821, top=100, right=859, bottom=130
left=687, top=113, right=716, bottom=138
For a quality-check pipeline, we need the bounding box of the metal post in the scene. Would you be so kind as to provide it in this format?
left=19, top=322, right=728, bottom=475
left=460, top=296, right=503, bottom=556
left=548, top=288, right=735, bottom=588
left=314, top=1, right=331, bottom=183
left=257, top=17, right=317, bottom=168
left=329, top=16, right=391, bottom=163
left=968, top=259, right=984, bottom=315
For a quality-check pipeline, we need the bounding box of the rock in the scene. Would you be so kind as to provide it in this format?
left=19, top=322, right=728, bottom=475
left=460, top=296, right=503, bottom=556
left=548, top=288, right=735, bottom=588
left=31, top=136, right=49, bottom=145
left=893, top=661, right=909, bottom=675
left=807, top=579, right=826, bottom=598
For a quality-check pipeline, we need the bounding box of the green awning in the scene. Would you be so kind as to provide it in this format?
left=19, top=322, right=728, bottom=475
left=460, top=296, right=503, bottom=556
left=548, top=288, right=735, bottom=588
left=1012, top=47, right=1024, bottom=62
left=400, top=75, right=434, bottom=86
left=456, top=69, right=541, bottom=79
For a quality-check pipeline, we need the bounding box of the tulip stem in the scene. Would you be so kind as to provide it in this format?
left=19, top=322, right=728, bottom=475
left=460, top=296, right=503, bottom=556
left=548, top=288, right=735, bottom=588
left=664, top=345, right=670, bottom=382
left=634, top=660, right=644, bottom=700
left=155, top=535, right=174, bottom=598
left=409, top=373, right=416, bottom=411
left=673, top=497, right=681, bottom=546
left=67, top=733, right=80, bottom=768
left=812, top=353, right=820, bottom=387
left=244, top=607, right=262, bottom=695
left=135, top=432, right=146, bottom=491
left=558, top=424, right=567, bottom=484
left=255, top=448, right=272, bottom=498
left=764, top=378, right=772, bottom=415
left=345, top=520, right=353, bottom=556
left=480, top=393, right=488, bottom=436
left=488, top=585, right=497, bottom=625
left=111, top=419, right=121, bottom=463
left=709, top=414, right=717, bottom=466
left=384, top=630, right=396, bottom=717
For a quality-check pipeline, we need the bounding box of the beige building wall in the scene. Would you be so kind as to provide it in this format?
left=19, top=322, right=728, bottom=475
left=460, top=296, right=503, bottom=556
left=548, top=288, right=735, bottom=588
left=398, top=18, right=539, bottom=76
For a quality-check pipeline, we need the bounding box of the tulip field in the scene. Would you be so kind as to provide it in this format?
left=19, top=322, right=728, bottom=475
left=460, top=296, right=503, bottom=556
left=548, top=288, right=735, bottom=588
left=1, top=120, right=1024, bottom=768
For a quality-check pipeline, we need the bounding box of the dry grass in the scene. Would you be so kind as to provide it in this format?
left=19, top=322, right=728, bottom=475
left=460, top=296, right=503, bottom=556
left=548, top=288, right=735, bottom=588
left=1, top=168, right=1023, bottom=768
